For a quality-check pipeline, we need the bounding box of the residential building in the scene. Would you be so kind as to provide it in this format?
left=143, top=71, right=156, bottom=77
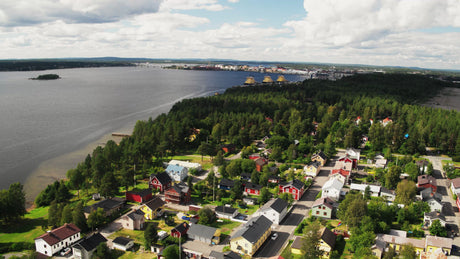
left=350, top=184, right=381, bottom=197
left=344, top=148, right=361, bottom=168
left=221, top=144, right=236, bottom=153
left=424, top=212, right=446, bottom=227
left=255, top=158, right=268, bottom=172
left=374, top=154, right=387, bottom=168
left=230, top=215, right=272, bottom=256
left=209, top=251, right=241, bottom=259
left=140, top=197, right=165, bottom=220
left=187, top=224, right=221, bottom=245
left=72, top=233, right=107, bottom=259
left=375, top=233, right=425, bottom=254
left=336, top=157, right=354, bottom=171
left=311, top=151, right=328, bottom=166
left=125, top=189, right=152, bottom=203
left=330, top=168, right=350, bottom=184
left=278, top=179, right=305, bottom=200
left=425, top=235, right=452, bottom=255
left=83, top=198, right=124, bottom=218
left=252, top=198, right=288, bottom=225
left=303, top=161, right=322, bottom=178
left=243, top=197, right=257, bottom=205
left=268, top=175, right=280, bottom=184
left=417, top=175, right=437, bottom=193
left=149, top=172, right=172, bottom=192
left=451, top=177, right=460, bottom=196
left=165, top=182, right=191, bottom=204
left=168, top=159, right=201, bottom=171
left=425, top=196, right=443, bottom=212
left=171, top=222, right=190, bottom=238
left=319, top=227, right=336, bottom=257
left=166, top=164, right=188, bottom=182
left=291, top=236, right=303, bottom=255
left=215, top=206, right=238, bottom=219
left=311, top=197, right=337, bottom=219
left=380, top=187, right=395, bottom=201
left=219, top=179, right=234, bottom=191
left=35, top=223, right=81, bottom=256
left=120, top=210, right=145, bottom=230
left=244, top=182, right=262, bottom=196
left=112, top=237, right=134, bottom=251
left=321, top=178, right=344, bottom=201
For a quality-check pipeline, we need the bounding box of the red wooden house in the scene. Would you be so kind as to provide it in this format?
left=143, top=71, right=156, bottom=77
left=149, top=172, right=172, bottom=192
left=249, top=154, right=261, bottom=160
left=244, top=182, right=262, bottom=196
left=255, top=157, right=268, bottom=172
left=330, top=169, right=351, bottom=184
left=417, top=175, right=437, bottom=193
left=279, top=179, right=305, bottom=200
left=171, top=222, right=190, bottom=238
left=125, top=189, right=153, bottom=203
left=165, top=182, right=191, bottom=205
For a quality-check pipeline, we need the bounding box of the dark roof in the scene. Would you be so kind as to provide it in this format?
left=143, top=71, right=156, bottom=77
left=425, top=211, right=446, bottom=222
left=209, top=251, right=242, bottom=259
left=380, top=187, right=394, bottom=195
left=321, top=227, right=336, bottom=248
left=144, top=196, right=166, bottom=211
left=418, top=175, right=437, bottom=186
left=126, top=210, right=145, bottom=221
left=245, top=182, right=262, bottom=190
left=84, top=199, right=124, bottom=214
left=280, top=179, right=304, bottom=190
left=219, top=178, right=234, bottom=187
left=188, top=224, right=218, bottom=240
left=240, top=173, right=251, bottom=179
left=36, top=223, right=81, bottom=246
left=215, top=206, right=237, bottom=215
left=152, top=171, right=172, bottom=185
left=312, top=197, right=336, bottom=210
left=73, top=233, right=107, bottom=252
left=312, top=151, right=327, bottom=160
left=255, top=157, right=268, bottom=166
left=263, top=198, right=288, bottom=213
left=127, top=189, right=152, bottom=197
left=166, top=182, right=189, bottom=194
left=308, top=161, right=322, bottom=168
left=113, top=236, right=133, bottom=246
left=291, top=236, right=303, bottom=250
left=172, top=222, right=190, bottom=234
left=232, top=215, right=272, bottom=243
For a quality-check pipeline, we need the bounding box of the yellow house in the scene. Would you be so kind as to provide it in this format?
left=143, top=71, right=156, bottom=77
left=230, top=215, right=272, bottom=256
left=311, top=151, right=328, bottom=166
left=304, top=161, right=322, bottom=177
left=376, top=232, right=425, bottom=256
left=291, top=236, right=303, bottom=255
left=425, top=235, right=452, bottom=255
left=139, top=197, right=165, bottom=220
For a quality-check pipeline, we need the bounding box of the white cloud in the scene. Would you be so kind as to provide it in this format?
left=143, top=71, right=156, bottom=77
left=159, top=0, right=228, bottom=11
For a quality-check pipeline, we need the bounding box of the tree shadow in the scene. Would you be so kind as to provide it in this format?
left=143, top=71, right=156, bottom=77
left=0, top=217, right=47, bottom=234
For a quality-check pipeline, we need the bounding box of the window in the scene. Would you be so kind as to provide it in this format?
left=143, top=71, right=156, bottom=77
left=324, top=212, right=327, bottom=216
left=316, top=211, right=319, bottom=214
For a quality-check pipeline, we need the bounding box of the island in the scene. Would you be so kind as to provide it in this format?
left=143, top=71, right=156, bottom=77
left=30, top=74, right=60, bottom=80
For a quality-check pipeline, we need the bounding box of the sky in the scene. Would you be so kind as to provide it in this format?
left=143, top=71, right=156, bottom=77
left=1, top=0, right=460, bottom=70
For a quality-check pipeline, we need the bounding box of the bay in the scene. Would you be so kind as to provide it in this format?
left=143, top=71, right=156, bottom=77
left=0, top=66, right=305, bottom=202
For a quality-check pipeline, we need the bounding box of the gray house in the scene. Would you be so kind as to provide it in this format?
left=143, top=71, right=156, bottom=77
left=72, top=233, right=107, bottom=259
left=187, top=224, right=221, bottom=245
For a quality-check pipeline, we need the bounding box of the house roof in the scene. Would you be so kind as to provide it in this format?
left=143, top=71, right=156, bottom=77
left=322, top=178, right=344, bottom=191
left=167, top=182, right=189, bottom=194
left=127, top=189, right=152, bottom=197
left=260, top=198, right=288, bottom=214
left=280, top=179, right=305, bottom=190
left=219, top=178, right=234, bottom=187
left=36, top=223, right=81, bottom=246
left=188, top=224, right=218, bottom=240
left=126, top=210, right=145, bottom=221
left=312, top=151, right=327, bottom=161
left=172, top=222, right=190, bottom=234
left=151, top=171, right=172, bottom=185
left=331, top=169, right=350, bottom=177
left=425, top=235, right=452, bottom=249
left=240, top=173, right=251, bottom=179
left=143, top=197, right=165, bottom=211
left=72, top=233, right=107, bottom=252
left=84, top=198, right=124, bottom=214
left=255, top=157, right=268, bottom=166
left=245, top=182, right=262, bottom=191
left=320, top=227, right=336, bottom=249
left=380, top=187, right=394, bottom=195
left=452, top=178, right=460, bottom=189
left=424, top=211, right=446, bottom=222
left=168, top=160, right=201, bottom=169
left=291, top=236, right=303, bottom=250
left=377, top=234, right=425, bottom=249
left=113, top=236, right=133, bottom=246
left=231, top=215, right=272, bottom=244
left=418, top=175, right=437, bottom=187
left=312, top=197, right=336, bottom=210
left=166, top=164, right=186, bottom=173
left=307, top=161, right=322, bottom=168
left=215, top=206, right=237, bottom=215
left=209, top=251, right=242, bottom=259
left=350, top=183, right=381, bottom=193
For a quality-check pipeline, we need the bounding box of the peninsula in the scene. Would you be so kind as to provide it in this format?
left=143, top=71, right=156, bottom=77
left=30, top=74, right=60, bottom=80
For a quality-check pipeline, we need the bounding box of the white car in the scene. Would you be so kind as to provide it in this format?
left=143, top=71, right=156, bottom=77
left=271, top=233, right=278, bottom=240
left=60, top=247, right=71, bottom=256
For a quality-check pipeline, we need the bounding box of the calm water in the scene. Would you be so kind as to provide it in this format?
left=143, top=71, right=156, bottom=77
left=0, top=66, right=306, bottom=193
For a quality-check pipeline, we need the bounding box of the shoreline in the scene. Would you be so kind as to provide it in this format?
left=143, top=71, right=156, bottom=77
left=23, top=127, right=132, bottom=208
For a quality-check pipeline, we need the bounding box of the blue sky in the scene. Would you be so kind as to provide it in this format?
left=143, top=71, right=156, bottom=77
left=0, top=0, right=459, bottom=70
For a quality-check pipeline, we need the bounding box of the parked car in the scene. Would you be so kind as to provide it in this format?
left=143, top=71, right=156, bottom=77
left=271, top=233, right=278, bottom=240
left=60, top=247, right=71, bottom=256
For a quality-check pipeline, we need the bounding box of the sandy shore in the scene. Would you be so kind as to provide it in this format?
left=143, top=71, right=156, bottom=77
left=424, top=87, right=460, bottom=111
left=24, top=128, right=131, bottom=207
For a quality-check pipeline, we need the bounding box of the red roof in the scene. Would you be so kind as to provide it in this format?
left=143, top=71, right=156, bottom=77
left=331, top=169, right=350, bottom=177
left=36, top=223, right=80, bottom=246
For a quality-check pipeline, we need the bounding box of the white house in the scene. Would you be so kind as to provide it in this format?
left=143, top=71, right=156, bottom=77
left=72, top=233, right=107, bottom=259
left=35, top=223, right=81, bottom=257
left=165, top=164, right=188, bottom=182
left=451, top=178, right=460, bottom=196
left=350, top=184, right=381, bottom=197
left=252, top=198, right=288, bottom=225
left=322, top=178, right=344, bottom=201
left=168, top=160, right=202, bottom=171
left=112, top=237, right=134, bottom=251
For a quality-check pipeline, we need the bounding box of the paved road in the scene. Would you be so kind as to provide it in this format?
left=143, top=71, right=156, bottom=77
left=254, top=161, right=333, bottom=258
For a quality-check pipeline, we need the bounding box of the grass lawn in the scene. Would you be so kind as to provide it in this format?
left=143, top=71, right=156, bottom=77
left=340, top=239, right=353, bottom=258
left=210, top=220, right=241, bottom=235
left=109, top=229, right=145, bottom=245
left=443, top=159, right=460, bottom=167
left=238, top=204, right=259, bottom=215
left=0, top=206, right=49, bottom=245
left=117, top=251, right=157, bottom=259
